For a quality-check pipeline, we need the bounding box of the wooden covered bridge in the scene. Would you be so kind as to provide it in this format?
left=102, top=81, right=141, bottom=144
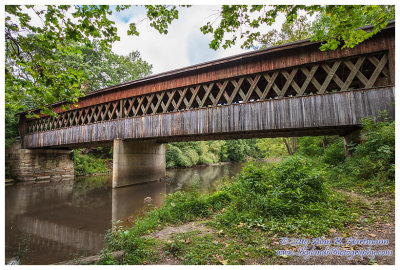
left=16, top=22, right=395, bottom=187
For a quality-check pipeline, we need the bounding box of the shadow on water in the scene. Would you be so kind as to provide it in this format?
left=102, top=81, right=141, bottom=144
left=5, top=162, right=249, bottom=264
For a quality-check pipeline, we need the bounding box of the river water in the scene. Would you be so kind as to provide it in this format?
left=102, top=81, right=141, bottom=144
left=5, top=162, right=247, bottom=265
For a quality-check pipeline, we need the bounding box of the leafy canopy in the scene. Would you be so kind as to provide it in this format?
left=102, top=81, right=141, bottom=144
left=5, top=5, right=167, bottom=116
left=311, top=5, right=395, bottom=51
left=54, top=41, right=152, bottom=93
left=199, top=5, right=394, bottom=50
left=6, top=5, right=120, bottom=116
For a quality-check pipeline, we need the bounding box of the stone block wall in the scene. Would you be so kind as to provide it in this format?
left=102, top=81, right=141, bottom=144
left=5, top=141, right=74, bottom=183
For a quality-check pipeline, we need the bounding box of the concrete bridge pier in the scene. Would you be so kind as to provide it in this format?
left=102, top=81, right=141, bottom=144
left=112, top=139, right=166, bottom=188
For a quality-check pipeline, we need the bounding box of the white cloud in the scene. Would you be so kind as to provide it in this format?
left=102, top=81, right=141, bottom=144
left=111, top=6, right=251, bottom=75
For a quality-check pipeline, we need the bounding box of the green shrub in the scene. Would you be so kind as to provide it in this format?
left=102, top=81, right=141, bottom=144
left=223, top=155, right=327, bottom=220
left=321, top=139, right=345, bottom=165
left=198, top=152, right=216, bottom=165
left=296, top=136, right=325, bottom=157
left=225, top=140, right=250, bottom=161
left=270, top=155, right=327, bottom=204
left=96, top=250, right=119, bottom=265
left=326, top=119, right=395, bottom=195
left=161, top=193, right=209, bottom=221
left=206, top=189, right=233, bottom=211
left=166, top=144, right=193, bottom=168
left=184, top=148, right=199, bottom=165
left=5, top=107, right=20, bottom=149
left=208, top=141, right=224, bottom=155
left=73, top=149, right=109, bottom=175
left=255, top=138, right=287, bottom=158
left=209, top=156, right=359, bottom=237
left=195, top=141, right=209, bottom=156
left=165, top=139, right=268, bottom=168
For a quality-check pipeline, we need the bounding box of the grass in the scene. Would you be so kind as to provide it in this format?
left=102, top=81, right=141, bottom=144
left=162, top=230, right=276, bottom=265
left=98, top=186, right=388, bottom=264
left=99, top=156, right=372, bottom=265
left=96, top=119, right=394, bottom=265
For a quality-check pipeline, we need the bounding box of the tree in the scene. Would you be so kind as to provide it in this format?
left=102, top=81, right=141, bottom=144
left=258, top=15, right=312, bottom=48
left=256, top=138, right=287, bottom=158
left=5, top=5, right=187, bottom=116
left=5, top=5, right=123, bottom=116
left=282, top=137, right=298, bottom=155
left=199, top=5, right=394, bottom=50
left=311, top=5, right=395, bottom=51
left=53, top=41, right=152, bottom=93
left=225, top=140, right=251, bottom=162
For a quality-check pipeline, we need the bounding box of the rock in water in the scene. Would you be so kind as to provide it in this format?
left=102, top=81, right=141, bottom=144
left=7, top=258, right=19, bottom=265
left=144, top=197, right=152, bottom=204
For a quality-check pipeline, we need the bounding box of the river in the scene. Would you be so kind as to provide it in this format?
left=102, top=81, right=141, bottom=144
left=5, top=162, right=247, bottom=265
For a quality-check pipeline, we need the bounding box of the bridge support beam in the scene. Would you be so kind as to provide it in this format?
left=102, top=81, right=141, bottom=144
left=112, top=140, right=166, bottom=188
left=343, top=129, right=362, bottom=157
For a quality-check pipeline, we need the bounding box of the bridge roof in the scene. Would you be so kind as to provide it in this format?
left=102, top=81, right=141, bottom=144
left=22, top=20, right=395, bottom=116
left=84, top=38, right=315, bottom=97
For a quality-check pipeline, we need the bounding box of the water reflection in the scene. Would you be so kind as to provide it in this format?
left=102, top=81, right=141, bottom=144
left=112, top=181, right=166, bottom=225
left=167, top=163, right=245, bottom=193
left=5, top=162, right=247, bottom=264
left=5, top=179, right=110, bottom=264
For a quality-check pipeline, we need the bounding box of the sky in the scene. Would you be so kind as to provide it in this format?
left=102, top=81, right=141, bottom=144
left=109, top=5, right=282, bottom=75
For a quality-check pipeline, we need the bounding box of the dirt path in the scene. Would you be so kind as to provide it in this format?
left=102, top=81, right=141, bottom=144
left=144, top=220, right=215, bottom=265
left=145, top=220, right=214, bottom=241
left=142, top=190, right=394, bottom=265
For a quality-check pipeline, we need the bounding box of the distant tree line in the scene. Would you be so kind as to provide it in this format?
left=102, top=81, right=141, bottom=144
left=165, top=136, right=340, bottom=168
